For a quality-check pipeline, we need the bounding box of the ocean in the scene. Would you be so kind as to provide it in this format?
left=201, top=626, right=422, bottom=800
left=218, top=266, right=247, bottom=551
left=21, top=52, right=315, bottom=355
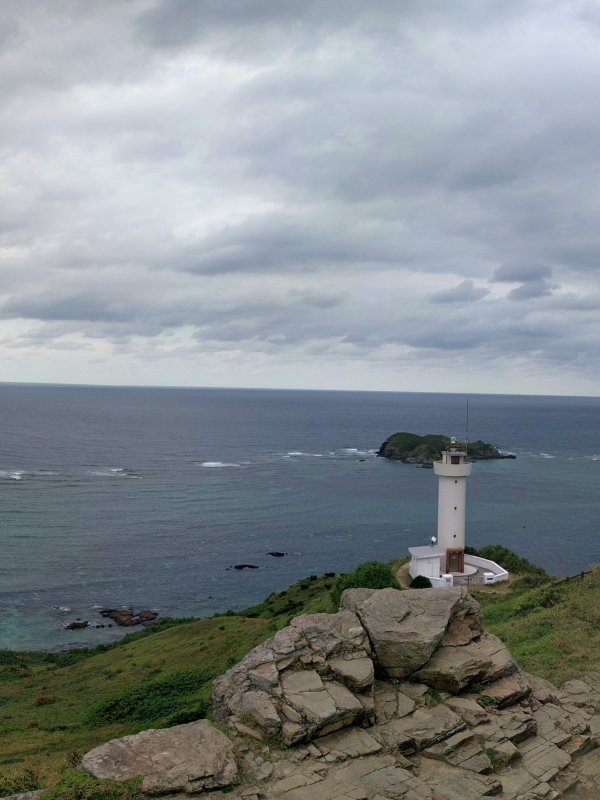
left=1, top=384, right=599, bottom=652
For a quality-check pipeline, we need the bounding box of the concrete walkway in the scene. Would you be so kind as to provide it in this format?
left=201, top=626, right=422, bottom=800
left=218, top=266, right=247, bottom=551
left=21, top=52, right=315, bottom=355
left=396, top=562, right=489, bottom=588
left=452, top=568, right=487, bottom=587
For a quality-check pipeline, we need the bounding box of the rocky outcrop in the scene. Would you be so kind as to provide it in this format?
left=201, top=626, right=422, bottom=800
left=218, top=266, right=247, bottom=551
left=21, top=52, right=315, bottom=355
left=99, top=608, right=158, bottom=627
left=341, top=587, right=484, bottom=678
left=212, top=609, right=374, bottom=745
left=79, top=589, right=600, bottom=799
left=212, top=588, right=528, bottom=747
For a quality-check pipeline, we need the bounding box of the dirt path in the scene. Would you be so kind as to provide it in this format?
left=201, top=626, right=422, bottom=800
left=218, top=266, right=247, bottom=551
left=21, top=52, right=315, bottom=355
left=396, top=562, right=412, bottom=589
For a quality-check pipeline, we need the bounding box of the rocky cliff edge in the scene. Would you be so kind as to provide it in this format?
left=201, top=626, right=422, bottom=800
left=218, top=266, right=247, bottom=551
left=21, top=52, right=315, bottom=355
left=79, top=587, right=600, bottom=800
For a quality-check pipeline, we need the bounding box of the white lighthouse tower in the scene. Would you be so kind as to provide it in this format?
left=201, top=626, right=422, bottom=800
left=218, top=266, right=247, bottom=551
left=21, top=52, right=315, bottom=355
left=433, top=437, right=471, bottom=573
left=408, top=434, right=510, bottom=587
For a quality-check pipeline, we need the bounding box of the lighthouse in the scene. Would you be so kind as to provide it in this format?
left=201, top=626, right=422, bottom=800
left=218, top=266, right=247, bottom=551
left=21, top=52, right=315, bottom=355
left=407, top=434, right=509, bottom=587
left=433, top=437, right=471, bottom=573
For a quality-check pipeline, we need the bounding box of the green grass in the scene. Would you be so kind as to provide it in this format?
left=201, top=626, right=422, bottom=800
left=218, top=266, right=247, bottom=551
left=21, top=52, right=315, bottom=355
left=472, top=568, right=600, bottom=685
left=44, top=771, right=145, bottom=800
left=0, top=573, right=336, bottom=786
left=1, top=557, right=600, bottom=796
left=87, top=667, right=215, bottom=727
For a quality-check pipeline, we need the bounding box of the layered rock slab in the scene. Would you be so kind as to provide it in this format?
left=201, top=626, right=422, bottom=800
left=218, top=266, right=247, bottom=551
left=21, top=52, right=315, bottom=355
left=413, top=633, right=525, bottom=696
left=212, top=609, right=373, bottom=744
left=80, top=719, right=237, bottom=794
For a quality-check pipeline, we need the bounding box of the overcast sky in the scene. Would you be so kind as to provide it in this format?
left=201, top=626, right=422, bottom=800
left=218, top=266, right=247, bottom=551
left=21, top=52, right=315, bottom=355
left=2, top=1, right=600, bottom=395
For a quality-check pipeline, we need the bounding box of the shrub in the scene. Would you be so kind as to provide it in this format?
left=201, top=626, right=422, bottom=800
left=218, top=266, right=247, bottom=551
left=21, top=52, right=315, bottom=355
left=467, top=544, right=547, bottom=577
left=516, top=586, right=565, bottom=615
left=87, top=667, right=215, bottom=726
left=331, top=562, right=400, bottom=608
left=66, top=750, right=82, bottom=769
left=162, top=701, right=210, bottom=727
left=477, top=695, right=500, bottom=708
left=409, top=575, right=432, bottom=589
left=0, top=766, right=43, bottom=796
left=33, top=695, right=56, bottom=707
left=511, top=573, right=550, bottom=590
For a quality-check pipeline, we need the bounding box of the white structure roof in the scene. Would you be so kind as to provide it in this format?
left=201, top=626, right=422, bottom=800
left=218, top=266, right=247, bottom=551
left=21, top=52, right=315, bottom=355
left=408, top=545, right=446, bottom=559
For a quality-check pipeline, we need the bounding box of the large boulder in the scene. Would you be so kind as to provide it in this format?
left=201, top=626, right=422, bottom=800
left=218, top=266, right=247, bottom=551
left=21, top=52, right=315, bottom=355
left=80, top=719, right=237, bottom=794
left=340, top=587, right=483, bottom=679
left=212, top=609, right=373, bottom=745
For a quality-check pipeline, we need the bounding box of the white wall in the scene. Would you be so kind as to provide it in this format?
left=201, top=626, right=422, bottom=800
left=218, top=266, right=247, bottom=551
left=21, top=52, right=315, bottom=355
left=409, top=557, right=452, bottom=587
left=464, top=554, right=509, bottom=583
left=409, top=556, right=441, bottom=580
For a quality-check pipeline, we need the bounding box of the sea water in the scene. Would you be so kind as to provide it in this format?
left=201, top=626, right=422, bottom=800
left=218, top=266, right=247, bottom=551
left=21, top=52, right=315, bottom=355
left=0, top=384, right=599, bottom=651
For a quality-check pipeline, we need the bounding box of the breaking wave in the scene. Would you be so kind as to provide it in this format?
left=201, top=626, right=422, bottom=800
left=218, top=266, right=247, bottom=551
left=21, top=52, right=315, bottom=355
left=0, top=470, right=27, bottom=480
left=199, top=461, right=241, bottom=468
left=88, top=467, right=140, bottom=478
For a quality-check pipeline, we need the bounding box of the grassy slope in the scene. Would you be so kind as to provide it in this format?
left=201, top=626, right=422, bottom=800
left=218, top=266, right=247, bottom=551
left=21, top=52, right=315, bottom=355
left=472, top=568, right=600, bottom=685
left=0, top=576, right=334, bottom=779
left=2, top=563, right=600, bottom=789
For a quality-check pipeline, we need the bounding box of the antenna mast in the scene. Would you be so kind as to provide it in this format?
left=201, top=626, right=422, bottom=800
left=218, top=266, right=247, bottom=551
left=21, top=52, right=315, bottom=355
left=464, top=397, right=469, bottom=449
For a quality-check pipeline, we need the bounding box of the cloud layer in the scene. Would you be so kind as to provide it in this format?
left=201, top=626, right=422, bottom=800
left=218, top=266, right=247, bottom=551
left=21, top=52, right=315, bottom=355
left=1, top=0, right=600, bottom=394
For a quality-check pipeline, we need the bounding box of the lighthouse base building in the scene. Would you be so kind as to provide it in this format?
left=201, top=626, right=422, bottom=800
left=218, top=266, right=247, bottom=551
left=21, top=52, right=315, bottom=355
left=408, top=439, right=509, bottom=587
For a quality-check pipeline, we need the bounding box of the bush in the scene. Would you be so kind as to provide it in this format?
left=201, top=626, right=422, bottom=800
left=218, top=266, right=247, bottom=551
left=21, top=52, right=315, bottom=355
left=409, top=575, right=432, bottom=589
left=331, top=562, right=400, bottom=608
left=33, top=695, right=56, bottom=707
left=516, top=586, right=565, bottom=615
left=466, top=544, right=547, bottom=577
left=511, top=573, right=550, bottom=590
left=162, top=701, right=210, bottom=726
left=0, top=766, right=43, bottom=796
left=87, top=667, right=215, bottom=726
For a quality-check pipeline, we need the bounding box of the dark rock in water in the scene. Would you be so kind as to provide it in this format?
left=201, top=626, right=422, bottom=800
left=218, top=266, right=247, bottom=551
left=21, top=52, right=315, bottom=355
left=231, top=564, right=259, bottom=570
left=267, top=551, right=287, bottom=558
left=100, top=608, right=159, bottom=627
left=324, top=571, right=336, bottom=578
left=65, top=620, right=89, bottom=630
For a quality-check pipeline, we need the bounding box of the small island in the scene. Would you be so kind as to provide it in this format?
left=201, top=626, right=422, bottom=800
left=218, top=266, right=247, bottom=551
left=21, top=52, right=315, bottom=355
left=377, top=431, right=515, bottom=464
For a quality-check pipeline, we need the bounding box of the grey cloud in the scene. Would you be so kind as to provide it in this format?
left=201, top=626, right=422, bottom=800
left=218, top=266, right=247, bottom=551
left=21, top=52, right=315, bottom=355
left=1, top=1, right=600, bottom=391
left=431, top=280, right=489, bottom=304
left=508, top=280, right=554, bottom=301
left=136, top=0, right=532, bottom=52
left=492, top=263, right=556, bottom=301
left=178, top=213, right=401, bottom=275
left=493, top=263, right=553, bottom=283
left=289, top=289, right=345, bottom=308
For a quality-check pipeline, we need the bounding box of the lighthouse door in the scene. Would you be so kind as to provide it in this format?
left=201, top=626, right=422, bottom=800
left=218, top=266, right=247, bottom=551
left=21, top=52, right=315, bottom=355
left=447, top=549, right=464, bottom=573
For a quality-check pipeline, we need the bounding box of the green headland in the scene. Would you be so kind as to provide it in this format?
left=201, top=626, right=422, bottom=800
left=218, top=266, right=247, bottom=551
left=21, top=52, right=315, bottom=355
left=377, top=432, right=513, bottom=463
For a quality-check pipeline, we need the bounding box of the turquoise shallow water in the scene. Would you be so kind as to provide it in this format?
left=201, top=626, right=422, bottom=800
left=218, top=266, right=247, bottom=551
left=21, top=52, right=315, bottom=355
left=0, top=384, right=599, bottom=651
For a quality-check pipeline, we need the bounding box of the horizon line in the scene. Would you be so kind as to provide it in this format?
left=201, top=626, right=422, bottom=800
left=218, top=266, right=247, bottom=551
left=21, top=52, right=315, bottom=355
left=0, top=379, right=598, bottom=401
